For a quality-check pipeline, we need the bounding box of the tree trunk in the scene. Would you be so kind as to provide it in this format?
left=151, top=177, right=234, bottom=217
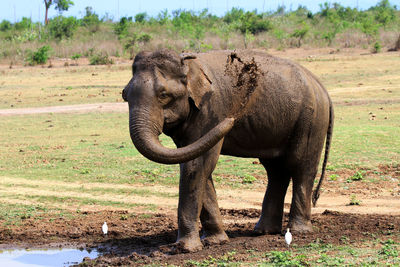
left=44, top=0, right=52, bottom=25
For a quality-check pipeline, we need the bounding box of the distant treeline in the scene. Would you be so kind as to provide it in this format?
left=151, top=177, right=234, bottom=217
left=1, top=1, right=399, bottom=64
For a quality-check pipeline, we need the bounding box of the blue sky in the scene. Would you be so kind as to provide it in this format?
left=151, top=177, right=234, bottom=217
left=0, top=0, right=385, bottom=23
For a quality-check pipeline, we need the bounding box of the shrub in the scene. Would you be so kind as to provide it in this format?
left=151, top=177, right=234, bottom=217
left=373, top=41, right=382, bottom=53
left=135, top=12, right=148, bottom=23
left=237, top=11, right=272, bottom=34
left=71, top=53, right=82, bottom=60
left=47, top=15, right=78, bottom=39
left=223, top=7, right=244, bottom=24
left=290, top=22, right=309, bottom=47
left=123, top=33, right=152, bottom=58
left=0, top=20, right=12, bottom=31
left=114, top=17, right=132, bottom=39
left=349, top=194, right=361, bottom=205
left=82, top=6, right=101, bottom=33
left=15, top=17, right=32, bottom=31
left=89, top=52, right=113, bottom=65
left=242, top=175, right=256, bottom=184
left=26, top=45, right=52, bottom=66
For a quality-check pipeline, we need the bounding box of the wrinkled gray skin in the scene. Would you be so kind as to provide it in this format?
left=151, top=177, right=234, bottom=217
left=122, top=49, right=334, bottom=252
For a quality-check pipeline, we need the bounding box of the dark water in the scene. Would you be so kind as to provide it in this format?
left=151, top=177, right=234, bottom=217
left=0, top=248, right=98, bottom=267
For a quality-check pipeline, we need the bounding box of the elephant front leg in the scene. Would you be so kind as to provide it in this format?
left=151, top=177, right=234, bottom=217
left=176, top=143, right=223, bottom=252
left=200, top=176, right=229, bottom=245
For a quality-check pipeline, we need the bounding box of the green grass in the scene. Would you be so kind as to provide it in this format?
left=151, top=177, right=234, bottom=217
left=1, top=104, right=398, bottom=188
left=0, top=202, right=71, bottom=226
left=181, top=239, right=400, bottom=266
left=329, top=103, right=400, bottom=169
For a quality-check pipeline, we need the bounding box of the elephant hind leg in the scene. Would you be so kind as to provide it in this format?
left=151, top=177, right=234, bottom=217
left=200, top=175, right=229, bottom=246
left=254, top=157, right=290, bottom=234
left=288, top=161, right=319, bottom=232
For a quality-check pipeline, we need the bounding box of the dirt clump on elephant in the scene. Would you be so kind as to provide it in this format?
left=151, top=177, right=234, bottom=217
left=122, top=49, right=334, bottom=252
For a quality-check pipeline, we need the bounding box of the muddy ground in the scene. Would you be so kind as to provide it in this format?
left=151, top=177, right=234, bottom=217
left=1, top=208, right=399, bottom=266
left=0, top=159, right=399, bottom=266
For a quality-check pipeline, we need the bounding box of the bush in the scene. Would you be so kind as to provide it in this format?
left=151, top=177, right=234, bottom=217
left=71, top=53, right=82, bottom=60
left=135, top=12, right=148, bottom=23
left=26, top=45, right=52, bottom=66
left=223, top=7, right=244, bottom=24
left=114, top=17, right=132, bottom=39
left=82, top=6, right=101, bottom=33
left=89, top=52, right=113, bottom=65
left=0, top=20, right=12, bottom=31
left=123, top=33, right=152, bottom=58
left=237, top=11, right=272, bottom=34
left=15, top=17, right=32, bottom=31
left=47, top=16, right=78, bottom=39
left=373, top=41, right=382, bottom=53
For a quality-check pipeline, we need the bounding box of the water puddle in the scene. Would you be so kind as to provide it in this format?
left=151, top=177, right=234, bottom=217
left=0, top=248, right=98, bottom=267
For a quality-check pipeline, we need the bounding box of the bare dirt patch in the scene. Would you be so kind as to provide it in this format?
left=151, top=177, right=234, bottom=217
left=0, top=209, right=399, bottom=266
left=0, top=103, right=127, bottom=116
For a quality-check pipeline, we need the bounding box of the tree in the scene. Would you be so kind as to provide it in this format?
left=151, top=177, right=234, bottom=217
left=44, top=0, right=74, bottom=25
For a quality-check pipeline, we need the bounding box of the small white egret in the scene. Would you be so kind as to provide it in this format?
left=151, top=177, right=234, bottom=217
left=102, top=222, right=108, bottom=235
left=285, top=228, right=292, bottom=248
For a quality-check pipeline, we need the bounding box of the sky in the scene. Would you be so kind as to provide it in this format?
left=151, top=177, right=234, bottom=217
left=0, top=0, right=388, bottom=23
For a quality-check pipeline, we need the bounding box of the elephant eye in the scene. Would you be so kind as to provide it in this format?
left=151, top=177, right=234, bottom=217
left=158, top=91, right=169, bottom=100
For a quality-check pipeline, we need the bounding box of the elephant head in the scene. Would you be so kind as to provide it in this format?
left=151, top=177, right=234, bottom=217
left=122, top=50, right=234, bottom=164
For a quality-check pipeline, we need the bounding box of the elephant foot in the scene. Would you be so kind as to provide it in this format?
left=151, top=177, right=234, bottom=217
left=171, top=237, right=203, bottom=253
left=201, top=230, right=229, bottom=246
left=254, top=217, right=282, bottom=235
left=288, top=218, right=313, bottom=233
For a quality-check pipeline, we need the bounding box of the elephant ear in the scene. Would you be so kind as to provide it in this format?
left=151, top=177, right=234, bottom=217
left=181, top=54, right=213, bottom=109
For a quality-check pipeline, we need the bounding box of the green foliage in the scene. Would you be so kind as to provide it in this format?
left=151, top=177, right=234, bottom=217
left=82, top=6, right=101, bottom=33
left=26, top=45, right=52, bottom=66
left=135, top=12, right=148, bottom=23
left=156, top=9, right=170, bottom=25
left=71, top=53, right=82, bottom=60
left=349, top=194, right=361, bottom=205
left=0, top=20, right=12, bottom=31
left=186, top=251, right=238, bottom=266
left=329, top=174, right=339, bottom=181
left=237, top=11, right=272, bottom=34
left=371, top=0, right=397, bottom=25
left=242, top=175, right=256, bottom=184
left=47, top=16, right=78, bottom=39
left=123, top=33, right=152, bottom=58
left=223, top=7, right=244, bottom=24
left=350, top=170, right=364, bottom=181
left=14, top=17, right=32, bottom=31
left=89, top=52, right=114, bottom=65
left=265, top=251, right=307, bottom=266
left=114, top=16, right=132, bottom=39
left=373, top=41, right=382, bottom=53
left=54, top=0, right=74, bottom=12
left=290, top=22, right=309, bottom=47
left=316, top=253, right=346, bottom=265
left=379, top=239, right=399, bottom=257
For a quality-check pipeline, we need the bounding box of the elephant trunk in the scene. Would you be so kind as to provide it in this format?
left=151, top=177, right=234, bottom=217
left=129, top=108, right=234, bottom=164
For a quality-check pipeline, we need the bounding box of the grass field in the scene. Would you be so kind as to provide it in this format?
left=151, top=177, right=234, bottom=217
left=0, top=49, right=399, bottom=265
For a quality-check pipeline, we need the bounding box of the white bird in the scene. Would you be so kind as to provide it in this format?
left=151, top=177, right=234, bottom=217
left=102, top=222, right=108, bottom=235
left=285, top=228, right=292, bottom=248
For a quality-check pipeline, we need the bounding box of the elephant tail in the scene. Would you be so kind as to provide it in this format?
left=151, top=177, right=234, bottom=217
left=312, top=99, right=334, bottom=207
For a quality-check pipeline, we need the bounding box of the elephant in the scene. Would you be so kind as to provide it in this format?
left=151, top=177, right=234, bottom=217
left=122, top=49, right=334, bottom=252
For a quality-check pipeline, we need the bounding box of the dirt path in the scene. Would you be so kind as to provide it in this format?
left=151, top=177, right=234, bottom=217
left=0, top=103, right=128, bottom=116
